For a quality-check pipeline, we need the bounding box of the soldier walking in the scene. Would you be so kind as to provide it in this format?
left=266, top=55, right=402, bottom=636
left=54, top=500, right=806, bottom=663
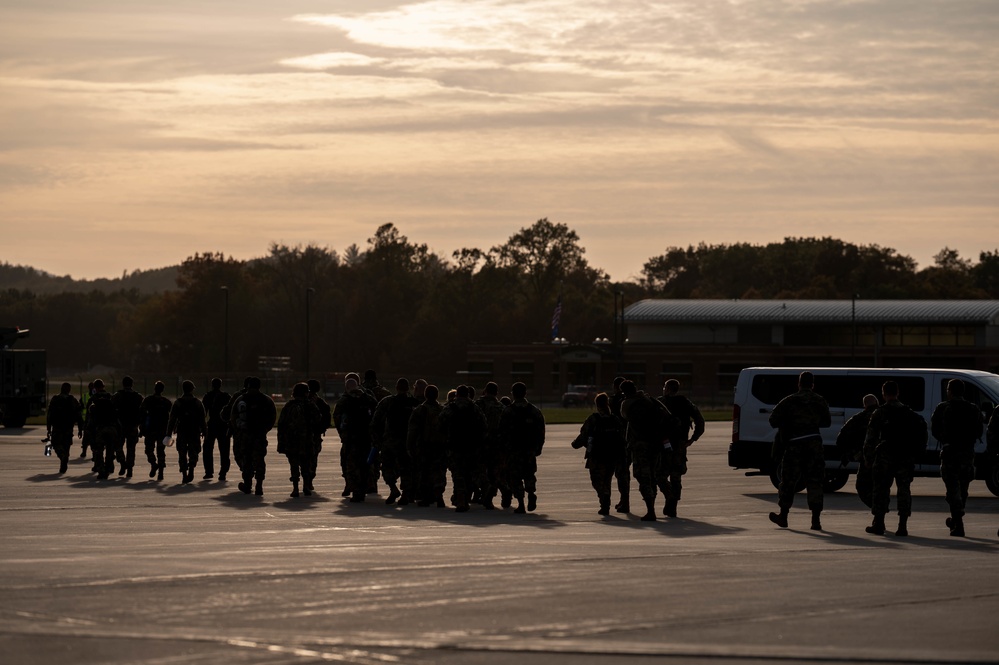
left=46, top=382, right=84, bottom=474
left=370, top=378, right=418, bottom=505
left=571, top=392, right=627, bottom=515
left=864, top=381, right=926, bottom=537
left=86, top=379, right=121, bottom=480
left=440, top=384, right=488, bottom=512
left=658, top=379, right=705, bottom=518
left=500, top=382, right=545, bottom=514
left=111, top=376, right=144, bottom=479
left=609, top=377, right=630, bottom=513
left=139, top=381, right=171, bottom=481
left=408, top=384, right=446, bottom=507
left=307, top=379, right=331, bottom=493
left=835, top=394, right=879, bottom=508
left=620, top=380, right=674, bottom=522
left=333, top=377, right=378, bottom=502
left=202, top=378, right=232, bottom=481
left=767, top=371, right=831, bottom=531
left=234, top=377, right=277, bottom=496
left=931, top=379, right=984, bottom=537
left=277, top=382, right=322, bottom=497
left=167, top=380, right=207, bottom=484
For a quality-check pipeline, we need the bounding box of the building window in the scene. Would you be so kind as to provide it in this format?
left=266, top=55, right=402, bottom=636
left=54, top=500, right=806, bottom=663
left=511, top=361, right=534, bottom=388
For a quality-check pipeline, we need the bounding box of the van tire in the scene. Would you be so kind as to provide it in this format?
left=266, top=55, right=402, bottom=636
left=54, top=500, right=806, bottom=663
left=823, top=471, right=849, bottom=494
left=985, top=464, right=999, bottom=498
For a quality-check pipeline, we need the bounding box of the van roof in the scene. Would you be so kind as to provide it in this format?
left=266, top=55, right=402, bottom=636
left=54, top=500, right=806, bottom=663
left=742, top=367, right=997, bottom=377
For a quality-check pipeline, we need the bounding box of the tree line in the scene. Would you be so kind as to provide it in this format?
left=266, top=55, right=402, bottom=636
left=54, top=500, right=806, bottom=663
left=3, top=222, right=998, bottom=377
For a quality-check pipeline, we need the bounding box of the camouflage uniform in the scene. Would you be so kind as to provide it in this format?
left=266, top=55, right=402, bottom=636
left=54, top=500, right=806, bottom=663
left=112, top=387, right=144, bottom=477
left=86, top=391, right=121, bottom=479
left=139, top=392, right=172, bottom=479
left=277, top=394, right=322, bottom=494
left=202, top=386, right=232, bottom=480
left=931, top=397, right=983, bottom=526
left=864, top=400, right=925, bottom=522
left=835, top=405, right=878, bottom=508
left=474, top=393, right=507, bottom=505
left=333, top=388, right=378, bottom=501
left=370, top=392, right=418, bottom=503
left=769, top=390, right=831, bottom=514
left=621, top=392, right=674, bottom=519
left=408, top=399, right=446, bottom=506
left=609, top=388, right=630, bottom=511
left=234, top=389, right=276, bottom=493
left=500, top=397, right=546, bottom=512
left=572, top=411, right=627, bottom=514
left=439, top=397, right=488, bottom=511
left=46, top=391, right=83, bottom=473
left=168, top=393, right=208, bottom=483
left=658, top=392, right=705, bottom=511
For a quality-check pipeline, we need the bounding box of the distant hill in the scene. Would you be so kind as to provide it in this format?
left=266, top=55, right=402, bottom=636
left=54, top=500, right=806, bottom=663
left=0, top=262, right=179, bottom=294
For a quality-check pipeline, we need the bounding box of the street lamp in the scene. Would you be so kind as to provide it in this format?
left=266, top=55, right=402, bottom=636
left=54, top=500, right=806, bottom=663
left=305, top=287, right=315, bottom=378
left=221, top=286, right=229, bottom=382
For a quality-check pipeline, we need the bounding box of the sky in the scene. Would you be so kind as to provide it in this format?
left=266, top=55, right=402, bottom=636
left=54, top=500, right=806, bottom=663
left=1, top=0, right=997, bottom=283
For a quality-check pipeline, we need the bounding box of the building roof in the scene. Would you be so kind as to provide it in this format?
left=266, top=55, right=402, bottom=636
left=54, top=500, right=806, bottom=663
left=623, top=299, right=999, bottom=325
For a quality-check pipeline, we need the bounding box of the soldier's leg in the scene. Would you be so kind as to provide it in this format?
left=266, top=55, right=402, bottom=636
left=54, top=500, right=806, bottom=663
left=804, top=441, right=824, bottom=530
left=188, top=437, right=200, bottom=481
left=124, top=429, right=138, bottom=475
left=866, top=457, right=891, bottom=534
left=381, top=443, right=401, bottom=504
left=218, top=430, right=232, bottom=480
left=232, top=432, right=245, bottom=473
left=53, top=430, right=72, bottom=474
left=287, top=453, right=301, bottom=497
left=855, top=464, right=874, bottom=508
left=202, top=428, right=216, bottom=479
left=776, top=449, right=801, bottom=511
left=893, top=464, right=913, bottom=536
left=614, top=453, right=631, bottom=512
left=176, top=438, right=188, bottom=480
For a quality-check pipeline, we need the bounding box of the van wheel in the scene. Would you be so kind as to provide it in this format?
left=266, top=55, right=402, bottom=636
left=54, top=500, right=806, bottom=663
left=986, top=464, right=999, bottom=498
left=769, top=468, right=805, bottom=493
left=823, top=471, right=849, bottom=494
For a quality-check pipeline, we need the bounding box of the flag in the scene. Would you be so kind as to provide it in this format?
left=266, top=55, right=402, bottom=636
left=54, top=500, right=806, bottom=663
left=551, top=294, right=562, bottom=340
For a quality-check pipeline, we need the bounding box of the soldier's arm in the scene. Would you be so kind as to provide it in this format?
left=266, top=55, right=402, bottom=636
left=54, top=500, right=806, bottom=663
left=930, top=403, right=947, bottom=443
left=690, top=402, right=705, bottom=442
left=987, top=406, right=999, bottom=454
left=863, top=412, right=880, bottom=466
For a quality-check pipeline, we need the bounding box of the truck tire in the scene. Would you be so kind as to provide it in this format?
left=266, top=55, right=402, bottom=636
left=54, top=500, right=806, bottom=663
left=1, top=413, right=27, bottom=428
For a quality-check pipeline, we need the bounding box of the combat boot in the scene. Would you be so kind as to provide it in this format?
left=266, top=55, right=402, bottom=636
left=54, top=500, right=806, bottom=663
left=254, top=480, right=263, bottom=496
left=303, top=478, right=313, bottom=496
left=58, top=459, right=68, bottom=474
left=436, top=493, right=446, bottom=508
left=454, top=490, right=470, bottom=513
left=664, top=498, right=678, bottom=518
left=949, top=515, right=965, bottom=538
left=118, top=465, right=126, bottom=476
left=514, top=497, right=526, bottom=514
left=866, top=514, right=886, bottom=535
left=398, top=493, right=412, bottom=506
left=810, top=509, right=822, bottom=531
left=640, top=498, right=657, bottom=522
left=149, top=463, right=157, bottom=478
left=768, top=508, right=789, bottom=528
left=615, top=498, right=630, bottom=514
left=500, top=491, right=512, bottom=509
left=291, top=480, right=299, bottom=498
left=598, top=495, right=610, bottom=516
left=125, top=467, right=132, bottom=478
left=895, top=515, right=908, bottom=537
left=350, top=490, right=365, bottom=503
left=157, top=467, right=164, bottom=481
left=385, top=484, right=401, bottom=505
left=527, top=493, right=537, bottom=512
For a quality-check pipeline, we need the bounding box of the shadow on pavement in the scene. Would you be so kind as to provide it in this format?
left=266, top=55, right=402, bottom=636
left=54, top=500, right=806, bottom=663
left=598, top=513, right=744, bottom=538
left=328, top=498, right=568, bottom=529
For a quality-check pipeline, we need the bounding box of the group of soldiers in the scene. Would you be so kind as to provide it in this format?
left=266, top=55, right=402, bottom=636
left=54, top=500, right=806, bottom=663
left=768, top=371, right=999, bottom=538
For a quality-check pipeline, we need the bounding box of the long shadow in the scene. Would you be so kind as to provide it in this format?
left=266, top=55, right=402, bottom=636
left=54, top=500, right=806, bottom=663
left=328, top=496, right=568, bottom=529
left=25, top=472, right=68, bottom=483
left=746, top=491, right=999, bottom=516
left=269, top=493, right=335, bottom=512
left=211, top=491, right=268, bottom=510
left=598, top=513, right=744, bottom=538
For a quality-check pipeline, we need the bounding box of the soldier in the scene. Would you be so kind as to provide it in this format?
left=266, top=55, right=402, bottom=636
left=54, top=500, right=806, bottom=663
left=620, top=380, right=674, bottom=522
left=571, top=392, right=627, bottom=515
left=931, top=379, right=984, bottom=537
left=139, top=381, right=172, bottom=481
left=307, top=378, right=332, bottom=494
left=608, top=376, right=630, bottom=513
left=370, top=378, right=418, bottom=505
left=234, top=377, right=277, bottom=496
left=864, top=381, right=926, bottom=536
left=500, top=382, right=545, bottom=514
left=835, top=394, right=879, bottom=508
left=439, top=384, right=488, bottom=512
left=658, top=379, right=705, bottom=518
left=333, top=377, right=378, bottom=502
left=767, top=371, right=831, bottom=531
left=475, top=381, right=507, bottom=508
left=224, top=377, right=253, bottom=475
left=111, top=376, right=144, bottom=478
left=46, top=382, right=84, bottom=474
left=202, top=378, right=232, bottom=481
left=167, top=380, right=207, bottom=484
left=86, top=379, right=121, bottom=480
left=80, top=381, right=94, bottom=458
left=362, top=369, right=392, bottom=402
left=277, top=382, right=322, bottom=497
left=408, top=384, right=447, bottom=507
left=989, top=405, right=999, bottom=538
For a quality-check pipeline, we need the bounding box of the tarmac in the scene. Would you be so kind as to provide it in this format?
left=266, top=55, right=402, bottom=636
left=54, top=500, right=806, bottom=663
left=2, top=422, right=998, bottom=665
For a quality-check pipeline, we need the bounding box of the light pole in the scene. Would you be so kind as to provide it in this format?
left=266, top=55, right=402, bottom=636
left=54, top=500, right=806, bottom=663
left=305, top=287, right=315, bottom=378
left=851, top=293, right=858, bottom=362
left=221, top=286, right=229, bottom=382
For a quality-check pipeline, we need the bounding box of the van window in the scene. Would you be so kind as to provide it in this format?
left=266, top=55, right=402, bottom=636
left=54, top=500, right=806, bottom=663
left=939, top=378, right=997, bottom=413
left=751, top=374, right=926, bottom=411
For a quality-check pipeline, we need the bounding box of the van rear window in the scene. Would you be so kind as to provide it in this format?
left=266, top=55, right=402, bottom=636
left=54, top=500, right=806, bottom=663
left=751, top=374, right=925, bottom=411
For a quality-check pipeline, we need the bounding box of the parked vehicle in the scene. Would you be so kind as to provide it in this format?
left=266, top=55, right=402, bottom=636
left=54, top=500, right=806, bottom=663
left=729, top=367, right=999, bottom=496
left=1, top=327, right=47, bottom=428
left=561, top=384, right=598, bottom=407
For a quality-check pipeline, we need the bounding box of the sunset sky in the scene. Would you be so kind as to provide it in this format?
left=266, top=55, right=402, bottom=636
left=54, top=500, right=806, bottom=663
left=2, top=1, right=997, bottom=282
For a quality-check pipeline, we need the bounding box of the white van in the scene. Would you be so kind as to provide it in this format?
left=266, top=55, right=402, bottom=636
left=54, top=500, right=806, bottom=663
left=729, top=367, right=999, bottom=496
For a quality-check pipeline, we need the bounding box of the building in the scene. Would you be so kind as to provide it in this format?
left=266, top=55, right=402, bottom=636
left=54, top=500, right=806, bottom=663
left=463, top=299, right=999, bottom=406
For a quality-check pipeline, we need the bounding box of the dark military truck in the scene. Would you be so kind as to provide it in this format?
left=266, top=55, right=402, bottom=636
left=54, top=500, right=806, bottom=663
left=1, top=327, right=47, bottom=428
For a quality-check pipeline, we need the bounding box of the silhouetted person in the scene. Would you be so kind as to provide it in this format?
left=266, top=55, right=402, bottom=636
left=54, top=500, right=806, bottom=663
left=572, top=392, right=627, bottom=515
left=112, top=376, right=143, bottom=478
left=658, top=379, right=705, bottom=518
left=139, top=381, right=171, bottom=481
left=931, top=379, right=983, bottom=537
left=46, top=382, right=84, bottom=474
left=167, top=380, right=207, bottom=484
left=277, top=382, right=322, bottom=497
left=234, top=377, right=276, bottom=497
left=202, top=378, right=232, bottom=481
left=500, top=382, right=545, bottom=514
